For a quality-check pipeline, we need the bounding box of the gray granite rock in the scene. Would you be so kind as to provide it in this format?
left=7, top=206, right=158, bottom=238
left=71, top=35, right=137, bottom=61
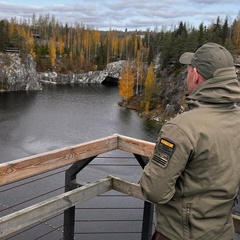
left=38, top=60, right=126, bottom=84
left=0, top=53, right=42, bottom=91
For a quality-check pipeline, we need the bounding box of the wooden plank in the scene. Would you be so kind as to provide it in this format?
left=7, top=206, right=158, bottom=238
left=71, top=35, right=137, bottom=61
left=233, top=214, right=240, bottom=234
left=116, top=134, right=155, bottom=157
left=1, top=173, right=240, bottom=237
left=111, top=174, right=240, bottom=235
left=110, top=175, right=145, bottom=201
left=0, top=177, right=112, bottom=237
left=0, top=135, right=118, bottom=186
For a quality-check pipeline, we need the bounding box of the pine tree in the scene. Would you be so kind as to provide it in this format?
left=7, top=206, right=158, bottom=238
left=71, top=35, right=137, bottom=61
left=0, top=20, right=9, bottom=52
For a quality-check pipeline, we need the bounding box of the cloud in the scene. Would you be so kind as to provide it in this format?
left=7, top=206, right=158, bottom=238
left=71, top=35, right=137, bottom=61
left=0, top=0, right=239, bottom=31
left=190, top=0, right=236, bottom=3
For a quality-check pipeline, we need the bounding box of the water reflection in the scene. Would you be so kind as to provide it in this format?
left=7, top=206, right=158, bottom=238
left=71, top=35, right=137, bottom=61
left=118, top=107, right=133, bottom=123
left=0, top=91, right=37, bottom=113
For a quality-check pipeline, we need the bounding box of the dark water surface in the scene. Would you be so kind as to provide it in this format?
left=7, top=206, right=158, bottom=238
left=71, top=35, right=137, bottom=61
left=0, top=84, right=161, bottom=163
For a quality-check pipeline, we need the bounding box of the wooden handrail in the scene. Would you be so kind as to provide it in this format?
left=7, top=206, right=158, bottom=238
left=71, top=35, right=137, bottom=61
left=116, top=134, right=155, bottom=156
left=0, top=175, right=147, bottom=237
left=0, top=135, right=118, bottom=186
left=1, top=174, right=240, bottom=237
left=0, top=175, right=145, bottom=237
left=0, top=176, right=113, bottom=237
left=233, top=214, right=240, bottom=234
left=0, top=134, right=155, bottom=186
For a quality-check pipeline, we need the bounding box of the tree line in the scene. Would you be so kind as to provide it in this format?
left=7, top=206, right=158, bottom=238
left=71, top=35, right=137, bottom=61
left=0, top=13, right=240, bottom=112
left=0, top=14, right=150, bottom=73
left=120, top=13, right=240, bottom=113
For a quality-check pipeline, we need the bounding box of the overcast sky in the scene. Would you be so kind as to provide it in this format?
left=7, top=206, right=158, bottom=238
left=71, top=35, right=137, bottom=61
left=0, top=0, right=239, bottom=31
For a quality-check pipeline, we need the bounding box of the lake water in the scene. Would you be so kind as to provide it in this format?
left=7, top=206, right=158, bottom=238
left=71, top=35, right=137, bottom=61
left=0, top=84, right=161, bottom=163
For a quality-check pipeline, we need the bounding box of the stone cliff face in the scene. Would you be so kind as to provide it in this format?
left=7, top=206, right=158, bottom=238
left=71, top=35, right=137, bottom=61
left=0, top=54, right=126, bottom=91
left=0, top=53, right=42, bottom=91
left=38, top=60, right=126, bottom=85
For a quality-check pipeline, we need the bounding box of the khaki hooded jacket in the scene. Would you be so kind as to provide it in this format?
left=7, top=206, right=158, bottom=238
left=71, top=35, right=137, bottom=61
left=140, top=67, right=240, bottom=240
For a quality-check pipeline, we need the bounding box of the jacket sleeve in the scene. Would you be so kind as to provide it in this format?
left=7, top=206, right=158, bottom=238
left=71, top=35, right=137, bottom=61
left=140, top=122, right=193, bottom=204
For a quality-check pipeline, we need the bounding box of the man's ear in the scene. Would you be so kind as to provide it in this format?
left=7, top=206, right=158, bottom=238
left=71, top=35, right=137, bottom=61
left=193, top=68, right=200, bottom=84
left=193, top=68, right=205, bottom=85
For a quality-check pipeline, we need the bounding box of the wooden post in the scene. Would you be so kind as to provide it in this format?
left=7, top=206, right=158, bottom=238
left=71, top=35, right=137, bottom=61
left=133, top=154, right=154, bottom=240
left=64, top=156, right=97, bottom=240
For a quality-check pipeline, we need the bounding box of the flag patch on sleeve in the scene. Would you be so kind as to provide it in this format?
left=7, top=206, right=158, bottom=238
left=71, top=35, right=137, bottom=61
left=152, top=138, right=175, bottom=168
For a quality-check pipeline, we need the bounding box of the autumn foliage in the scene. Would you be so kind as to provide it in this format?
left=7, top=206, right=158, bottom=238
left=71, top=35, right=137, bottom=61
left=49, top=38, right=56, bottom=67
left=0, top=14, right=150, bottom=73
left=118, top=62, right=135, bottom=100
left=144, top=62, right=157, bottom=113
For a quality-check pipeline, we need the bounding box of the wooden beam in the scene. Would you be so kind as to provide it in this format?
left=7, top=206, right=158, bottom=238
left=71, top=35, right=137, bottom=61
left=110, top=175, right=145, bottom=201
left=0, top=135, right=118, bottom=186
left=233, top=214, right=240, bottom=234
left=116, top=134, right=155, bottom=157
left=110, top=174, right=240, bottom=235
left=1, top=173, right=240, bottom=237
left=0, top=177, right=112, bottom=237
left=0, top=134, right=156, bottom=186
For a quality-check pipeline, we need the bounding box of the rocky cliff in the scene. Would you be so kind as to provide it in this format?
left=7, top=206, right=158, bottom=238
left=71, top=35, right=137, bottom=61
left=38, top=60, right=126, bottom=84
left=0, top=53, right=42, bottom=91
left=0, top=54, right=126, bottom=91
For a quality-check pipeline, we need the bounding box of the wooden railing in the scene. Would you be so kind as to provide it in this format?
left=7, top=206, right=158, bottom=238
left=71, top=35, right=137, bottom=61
left=0, top=134, right=240, bottom=238
left=0, top=134, right=153, bottom=186
left=0, top=175, right=144, bottom=237
left=0, top=134, right=154, bottom=239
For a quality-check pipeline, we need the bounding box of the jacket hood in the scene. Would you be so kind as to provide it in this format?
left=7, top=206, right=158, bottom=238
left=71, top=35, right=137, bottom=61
left=186, top=67, right=240, bottom=108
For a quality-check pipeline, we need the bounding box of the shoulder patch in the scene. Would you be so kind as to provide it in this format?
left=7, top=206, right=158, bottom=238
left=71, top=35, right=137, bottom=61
left=152, top=138, right=176, bottom=168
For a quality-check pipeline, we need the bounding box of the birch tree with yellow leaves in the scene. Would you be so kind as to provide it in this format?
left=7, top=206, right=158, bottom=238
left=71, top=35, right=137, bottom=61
left=49, top=38, right=56, bottom=68
left=119, top=62, right=135, bottom=100
left=233, top=19, right=240, bottom=46
left=144, top=62, right=157, bottom=113
left=58, top=37, right=65, bottom=56
left=135, top=49, right=145, bottom=95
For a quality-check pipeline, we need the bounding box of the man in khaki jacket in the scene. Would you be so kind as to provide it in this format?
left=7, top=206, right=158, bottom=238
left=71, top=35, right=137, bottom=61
left=140, top=42, right=240, bottom=240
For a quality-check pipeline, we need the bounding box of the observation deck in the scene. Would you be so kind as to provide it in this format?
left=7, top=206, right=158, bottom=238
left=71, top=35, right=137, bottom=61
left=0, top=134, right=239, bottom=240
